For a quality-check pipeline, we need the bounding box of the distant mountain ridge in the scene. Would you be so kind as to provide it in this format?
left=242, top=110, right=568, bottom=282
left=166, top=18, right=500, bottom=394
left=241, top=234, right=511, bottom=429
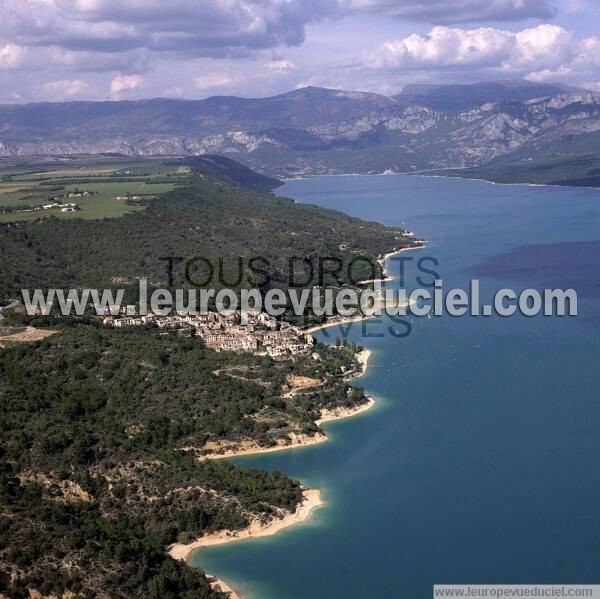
left=1, top=80, right=599, bottom=182
left=393, top=79, right=583, bottom=111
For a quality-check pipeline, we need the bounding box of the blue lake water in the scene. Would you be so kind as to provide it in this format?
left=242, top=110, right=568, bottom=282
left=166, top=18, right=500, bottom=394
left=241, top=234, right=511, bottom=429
left=191, top=175, right=600, bottom=598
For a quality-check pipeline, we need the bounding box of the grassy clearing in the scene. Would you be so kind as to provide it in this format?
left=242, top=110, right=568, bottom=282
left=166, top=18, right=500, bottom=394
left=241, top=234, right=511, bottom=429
left=0, top=156, right=188, bottom=221
left=60, top=181, right=176, bottom=220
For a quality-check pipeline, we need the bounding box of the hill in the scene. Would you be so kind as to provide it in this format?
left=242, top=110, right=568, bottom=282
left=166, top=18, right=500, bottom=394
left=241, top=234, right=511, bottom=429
left=428, top=130, right=600, bottom=186
left=393, top=79, right=582, bottom=111
left=0, top=324, right=364, bottom=598
left=1, top=81, right=599, bottom=184
left=0, top=156, right=408, bottom=597
left=0, top=156, right=413, bottom=300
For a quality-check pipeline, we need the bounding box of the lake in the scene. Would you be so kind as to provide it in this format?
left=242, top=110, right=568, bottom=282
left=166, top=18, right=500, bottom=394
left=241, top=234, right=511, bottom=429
left=191, top=175, right=600, bottom=598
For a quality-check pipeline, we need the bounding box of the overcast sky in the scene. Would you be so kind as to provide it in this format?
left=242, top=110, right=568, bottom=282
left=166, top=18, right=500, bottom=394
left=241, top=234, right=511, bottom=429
left=0, top=0, right=599, bottom=102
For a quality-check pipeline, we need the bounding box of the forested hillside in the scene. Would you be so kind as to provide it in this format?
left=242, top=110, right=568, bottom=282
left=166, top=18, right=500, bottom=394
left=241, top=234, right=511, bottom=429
left=0, top=318, right=368, bottom=597
left=0, top=156, right=398, bottom=598
left=0, top=159, right=414, bottom=300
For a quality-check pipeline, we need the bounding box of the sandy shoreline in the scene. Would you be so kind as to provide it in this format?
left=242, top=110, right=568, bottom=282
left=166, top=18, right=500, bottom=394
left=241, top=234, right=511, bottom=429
left=171, top=295, right=387, bottom=596
left=201, top=394, right=375, bottom=461
left=202, top=348, right=373, bottom=461
left=377, top=242, right=426, bottom=268
left=303, top=313, right=370, bottom=335
left=202, top=431, right=328, bottom=460
left=169, top=488, right=323, bottom=560
left=302, top=242, right=425, bottom=336
left=354, top=348, right=371, bottom=377
left=168, top=488, right=324, bottom=598
left=316, top=396, right=376, bottom=426
left=205, top=575, right=241, bottom=599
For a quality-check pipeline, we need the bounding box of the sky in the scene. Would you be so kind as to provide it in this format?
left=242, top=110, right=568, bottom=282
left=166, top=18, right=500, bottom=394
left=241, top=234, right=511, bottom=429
left=0, top=0, right=599, bottom=103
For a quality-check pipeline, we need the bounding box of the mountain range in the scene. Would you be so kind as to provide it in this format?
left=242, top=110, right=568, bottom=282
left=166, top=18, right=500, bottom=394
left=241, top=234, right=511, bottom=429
left=1, top=79, right=599, bottom=183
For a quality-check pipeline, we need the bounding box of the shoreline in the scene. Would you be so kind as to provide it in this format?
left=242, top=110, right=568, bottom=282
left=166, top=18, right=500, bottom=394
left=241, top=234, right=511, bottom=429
left=316, top=396, right=376, bottom=426
left=354, top=348, right=371, bottom=377
left=205, top=575, right=241, bottom=599
left=169, top=488, right=323, bottom=560
left=202, top=430, right=328, bottom=460
left=202, top=348, right=373, bottom=461
left=173, top=248, right=412, bottom=595
left=180, top=349, right=376, bottom=595
left=377, top=242, right=425, bottom=268
left=201, top=396, right=377, bottom=461
left=169, top=488, right=324, bottom=598
left=302, top=242, right=425, bottom=336
left=303, top=313, right=370, bottom=335
left=280, top=171, right=600, bottom=191
left=410, top=170, right=600, bottom=191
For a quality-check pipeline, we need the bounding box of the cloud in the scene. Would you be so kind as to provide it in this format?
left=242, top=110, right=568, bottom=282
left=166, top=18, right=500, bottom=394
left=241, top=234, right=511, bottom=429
left=0, top=0, right=555, bottom=68
left=575, top=36, right=600, bottom=67
left=362, top=24, right=600, bottom=84
left=0, top=0, right=316, bottom=58
left=557, top=0, right=600, bottom=16
left=365, top=26, right=514, bottom=69
left=337, top=0, right=554, bottom=22
left=41, top=79, right=94, bottom=97
left=511, top=24, right=573, bottom=68
left=193, top=73, right=234, bottom=90
left=0, top=1, right=591, bottom=102
left=109, top=74, right=142, bottom=98
left=264, top=59, right=295, bottom=71
left=525, top=67, right=574, bottom=82
left=0, top=43, right=24, bottom=68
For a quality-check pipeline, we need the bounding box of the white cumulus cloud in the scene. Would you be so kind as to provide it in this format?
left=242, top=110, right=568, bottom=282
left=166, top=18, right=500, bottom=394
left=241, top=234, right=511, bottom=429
left=41, top=79, right=94, bottom=97
left=337, top=0, right=554, bottom=22
left=0, top=43, right=25, bottom=69
left=363, top=24, right=600, bottom=84
left=193, top=74, right=234, bottom=90
left=264, top=59, right=295, bottom=71
left=0, top=0, right=555, bottom=66
left=109, top=74, right=142, bottom=98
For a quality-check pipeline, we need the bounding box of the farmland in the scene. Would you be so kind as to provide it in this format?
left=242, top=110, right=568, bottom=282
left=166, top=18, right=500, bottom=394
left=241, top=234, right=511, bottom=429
left=0, top=155, right=188, bottom=222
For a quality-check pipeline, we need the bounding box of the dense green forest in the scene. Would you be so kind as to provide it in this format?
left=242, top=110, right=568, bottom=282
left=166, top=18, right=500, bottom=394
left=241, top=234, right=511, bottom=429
left=0, top=158, right=415, bottom=300
left=0, top=156, right=401, bottom=597
left=0, top=323, right=366, bottom=597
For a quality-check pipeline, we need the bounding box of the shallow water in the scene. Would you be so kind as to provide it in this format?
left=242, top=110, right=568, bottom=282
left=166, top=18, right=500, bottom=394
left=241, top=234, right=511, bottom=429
left=191, top=175, right=600, bottom=599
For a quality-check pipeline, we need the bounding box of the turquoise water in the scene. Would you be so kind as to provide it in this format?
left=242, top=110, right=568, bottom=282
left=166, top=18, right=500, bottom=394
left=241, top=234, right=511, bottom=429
left=191, top=175, right=600, bottom=598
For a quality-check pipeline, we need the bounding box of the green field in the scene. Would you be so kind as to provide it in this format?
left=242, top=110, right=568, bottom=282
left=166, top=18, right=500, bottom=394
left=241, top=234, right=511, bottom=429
left=0, top=155, right=189, bottom=222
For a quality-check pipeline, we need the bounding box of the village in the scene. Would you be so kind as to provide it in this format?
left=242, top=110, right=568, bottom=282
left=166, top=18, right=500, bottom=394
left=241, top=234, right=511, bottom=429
left=103, top=310, right=315, bottom=358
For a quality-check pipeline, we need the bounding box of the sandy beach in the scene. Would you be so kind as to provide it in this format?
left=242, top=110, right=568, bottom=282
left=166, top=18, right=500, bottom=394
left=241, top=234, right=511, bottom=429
left=206, top=575, right=242, bottom=599
left=168, top=487, right=324, bottom=598
left=203, top=348, right=374, bottom=460
left=303, top=313, right=371, bottom=335
left=303, top=242, right=426, bottom=336
left=316, top=396, right=376, bottom=426
left=169, top=488, right=323, bottom=561
left=353, top=348, right=371, bottom=377
left=376, top=241, right=426, bottom=268
left=202, top=431, right=328, bottom=460
left=302, top=294, right=414, bottom=335
left=353, top=244, right=419, bottom=289
left=173, top=322, right=379, bottom=596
